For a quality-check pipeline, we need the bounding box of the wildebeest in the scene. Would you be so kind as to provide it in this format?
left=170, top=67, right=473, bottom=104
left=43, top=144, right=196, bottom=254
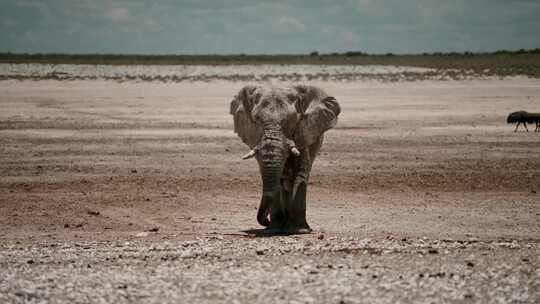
left=507, top=111, right=540, bottom=132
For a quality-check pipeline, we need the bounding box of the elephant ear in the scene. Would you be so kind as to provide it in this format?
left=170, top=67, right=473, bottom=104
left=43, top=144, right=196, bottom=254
left=230, top=85, right=259, bottom=149
left=293, top=86, right=341, bottom=149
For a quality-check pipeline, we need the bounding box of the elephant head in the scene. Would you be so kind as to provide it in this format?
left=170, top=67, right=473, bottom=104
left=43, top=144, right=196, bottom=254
left=230, top=85, right=340, bottom=234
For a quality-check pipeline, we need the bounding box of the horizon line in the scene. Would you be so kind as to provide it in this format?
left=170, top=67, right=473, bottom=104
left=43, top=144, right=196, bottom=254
left=1, top=48, right=540, bottom=57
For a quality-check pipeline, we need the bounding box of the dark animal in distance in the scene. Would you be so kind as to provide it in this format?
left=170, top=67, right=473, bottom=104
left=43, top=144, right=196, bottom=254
left=507, top=111, right=540, bottom=132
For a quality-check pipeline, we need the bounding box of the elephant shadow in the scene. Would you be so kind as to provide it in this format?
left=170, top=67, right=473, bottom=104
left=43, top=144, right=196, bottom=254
left=240, top=228, right=309, bottom=237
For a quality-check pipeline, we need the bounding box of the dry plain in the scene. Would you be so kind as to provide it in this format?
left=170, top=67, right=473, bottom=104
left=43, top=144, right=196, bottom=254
left=0, top=75, right=539, bottom=303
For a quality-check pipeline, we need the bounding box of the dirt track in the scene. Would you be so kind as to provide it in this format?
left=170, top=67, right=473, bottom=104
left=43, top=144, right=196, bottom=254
left=0, top=79, right=539, bottom=303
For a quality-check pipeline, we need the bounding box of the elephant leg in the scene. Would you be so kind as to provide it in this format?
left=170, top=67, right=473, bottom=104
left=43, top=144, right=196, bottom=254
left=283, top=150, right=313, bottom=234
left=284, top=174, right=311, bottom=233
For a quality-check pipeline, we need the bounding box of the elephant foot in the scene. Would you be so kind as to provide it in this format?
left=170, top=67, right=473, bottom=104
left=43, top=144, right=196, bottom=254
left=282, top=226, right=312, bottom=234
left=260, top=227, right=312, bottom=235
left=268, top=211, right=287, bottom=229
left=260, top=227, right=285, bottom=235
left=281, top=221, right=312, bottom=235
left=260, top=223, right=312, bottom=235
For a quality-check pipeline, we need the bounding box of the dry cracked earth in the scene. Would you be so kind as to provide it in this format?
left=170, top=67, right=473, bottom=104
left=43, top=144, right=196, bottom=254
left=0, top=78, right=539, bottom=303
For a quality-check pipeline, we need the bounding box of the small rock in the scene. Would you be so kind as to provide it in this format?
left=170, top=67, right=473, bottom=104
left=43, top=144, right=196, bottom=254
left=256, top=249, right=265, bottom=255
left=64, top=223, right=70, bottom=228
left=131, top=169, right=138, bottom=173
left=87, top=210, right=100, bottom=216
left=27, top=259, right=34, bottom=264
left=429, top=272, right=446, bottom=278
left=180, top=251, right=197, bottom=259
left=466, top=261, right=475, bottom=267
left=317, top=234, right=324, bottom=240
left=15, top=290, right=39, bottom=300
left=148, top=227, right=159, bottom=232
left=428, top=249, right=438, bottom=254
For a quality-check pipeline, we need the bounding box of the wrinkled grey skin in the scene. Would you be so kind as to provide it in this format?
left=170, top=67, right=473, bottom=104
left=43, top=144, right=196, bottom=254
left=230, top=85, right=340, bottom=234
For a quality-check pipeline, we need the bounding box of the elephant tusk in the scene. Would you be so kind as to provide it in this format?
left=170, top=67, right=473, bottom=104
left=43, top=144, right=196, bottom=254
left=290, top=147, right=301, bottom=156
left=241, top=149, right=256, bottom=160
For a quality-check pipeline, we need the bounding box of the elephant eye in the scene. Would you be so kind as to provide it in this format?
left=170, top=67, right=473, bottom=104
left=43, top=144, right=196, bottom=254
left=253, top=93, right=262, bottom=104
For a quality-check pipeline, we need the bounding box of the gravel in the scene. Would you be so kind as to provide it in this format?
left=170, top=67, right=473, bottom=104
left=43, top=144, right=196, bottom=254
left=1, top=236, right=538, bottom=303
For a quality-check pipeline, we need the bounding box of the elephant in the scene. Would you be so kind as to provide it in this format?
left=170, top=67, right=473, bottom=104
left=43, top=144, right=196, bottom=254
left=230, top=85, right=341, bottom=234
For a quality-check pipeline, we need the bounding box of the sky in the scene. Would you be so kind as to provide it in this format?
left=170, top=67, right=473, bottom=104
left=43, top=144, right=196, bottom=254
left=1, top=0, right=540, bottom=55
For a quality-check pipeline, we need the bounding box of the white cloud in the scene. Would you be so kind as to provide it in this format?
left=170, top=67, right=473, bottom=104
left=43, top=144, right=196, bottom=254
left=15, top=0, right=43, bottom=8
left=321, top=25, right=338, bottom=34
left=277, top=16, right=306, bottom=32
left=143, top=18, right=161, bottom=32
left=106, top=7, right=130, bottom=22
left=357, top=0, right=373, bottom=6
left=342, top=30, right=361, bottom=49
left=356, top=0, right=381, bottom=14
left=2, top=18, right=17, bottom=27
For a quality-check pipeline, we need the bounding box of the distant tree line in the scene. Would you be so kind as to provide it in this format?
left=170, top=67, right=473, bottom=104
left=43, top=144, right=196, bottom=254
left=1, top=48, right=539, bottom=64
left=0, top=49, right=539, bottom=77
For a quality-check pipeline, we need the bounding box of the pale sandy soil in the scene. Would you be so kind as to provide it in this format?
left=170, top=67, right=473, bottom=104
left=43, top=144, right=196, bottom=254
left=0, top=78, right=538, bottom=303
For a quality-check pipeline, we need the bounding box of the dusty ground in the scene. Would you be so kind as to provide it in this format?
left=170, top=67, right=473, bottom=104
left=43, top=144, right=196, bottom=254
left=0, top=78, right=539, bottom=303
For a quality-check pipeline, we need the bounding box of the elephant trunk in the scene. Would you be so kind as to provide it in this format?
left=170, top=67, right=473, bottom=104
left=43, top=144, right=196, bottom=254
left=255, top=123, right=296, bottom=227
left=257, top=162, right=283, bottom=227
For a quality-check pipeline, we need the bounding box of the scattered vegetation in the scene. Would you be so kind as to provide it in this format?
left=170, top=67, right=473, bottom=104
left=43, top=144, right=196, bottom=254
left=1, top=49, right=540, bottom=78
